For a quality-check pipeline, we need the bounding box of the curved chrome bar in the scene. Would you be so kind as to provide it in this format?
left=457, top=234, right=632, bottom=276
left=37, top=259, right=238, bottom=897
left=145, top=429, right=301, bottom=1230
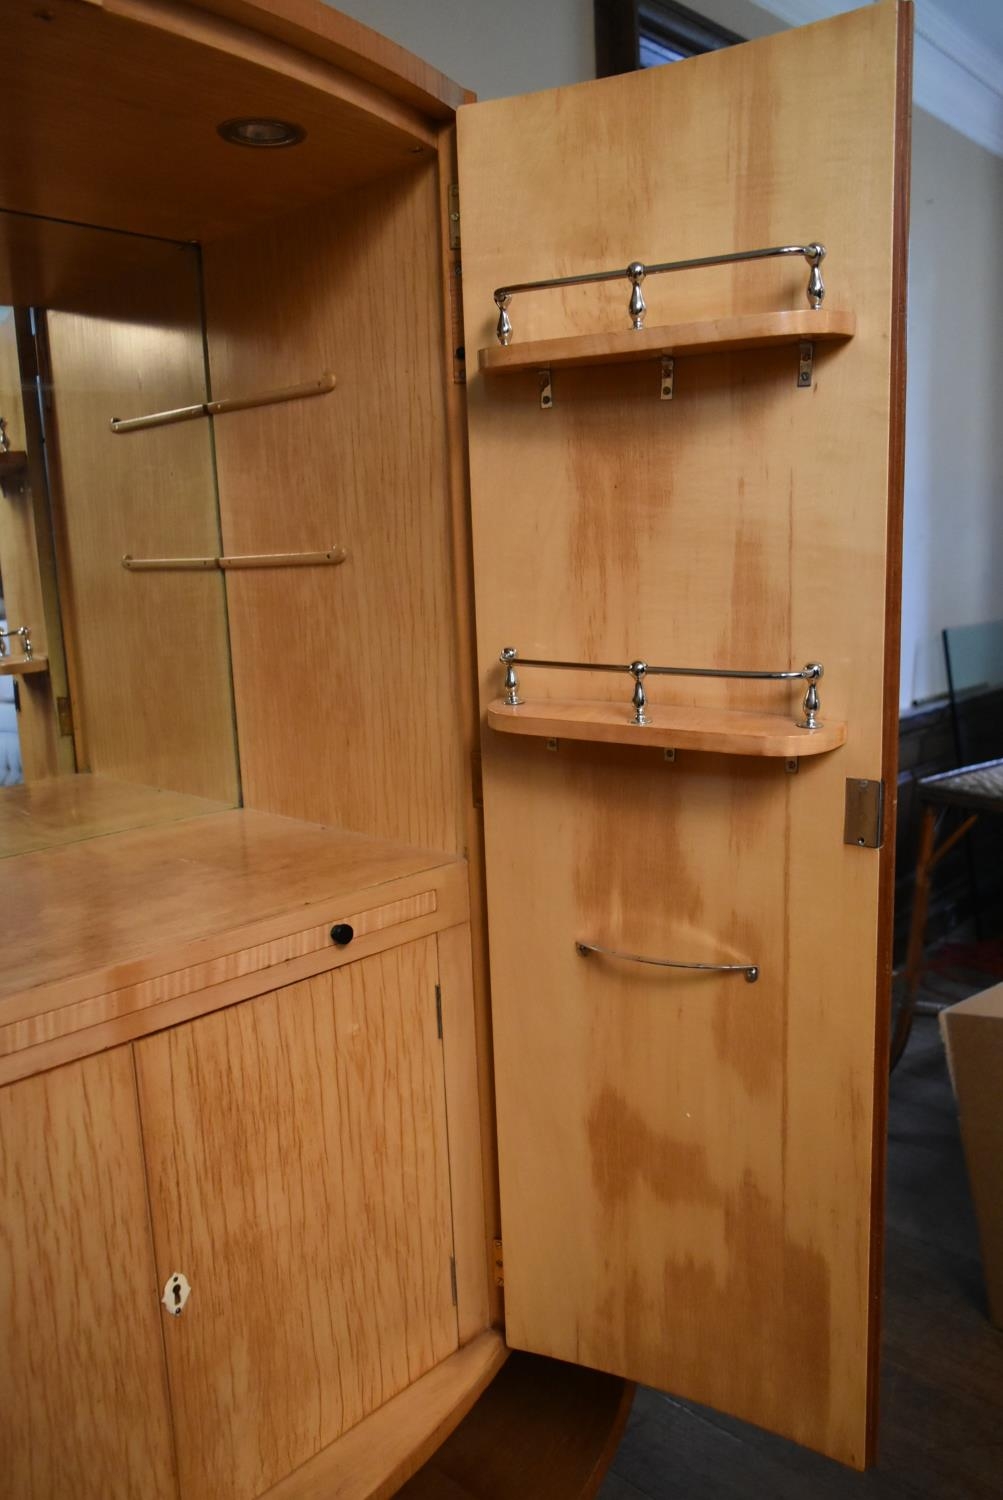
left=493, top=242, right=827, bottom=344
left=576, top=941, right=759, bottom=983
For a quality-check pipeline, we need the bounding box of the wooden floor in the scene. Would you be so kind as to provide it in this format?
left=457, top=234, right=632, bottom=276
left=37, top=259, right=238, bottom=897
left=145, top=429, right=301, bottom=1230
left=599, top=1006, right=1003, bottom=1499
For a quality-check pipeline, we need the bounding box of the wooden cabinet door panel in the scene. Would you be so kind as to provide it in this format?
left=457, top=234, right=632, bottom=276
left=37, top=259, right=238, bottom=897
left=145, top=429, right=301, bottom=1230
left=0, top=1048, right=178, bottom=1500
left=134, top=937, right=457, bottom=1500
left=459, top=2, right=910, bottom=1468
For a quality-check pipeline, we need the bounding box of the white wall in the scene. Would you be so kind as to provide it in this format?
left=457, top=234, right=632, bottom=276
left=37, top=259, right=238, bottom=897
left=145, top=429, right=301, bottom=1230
left=902, top=110, right=1003, bottom=703
left=332, top=0, right=594, bottom=98
left=332, top=0, right=1003, bottom=707
left=696, top=0, right=1003, bottom=707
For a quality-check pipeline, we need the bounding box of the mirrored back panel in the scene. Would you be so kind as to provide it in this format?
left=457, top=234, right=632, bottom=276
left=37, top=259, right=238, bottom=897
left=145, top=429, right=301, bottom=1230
left=0, top=211, right=239, bottom=856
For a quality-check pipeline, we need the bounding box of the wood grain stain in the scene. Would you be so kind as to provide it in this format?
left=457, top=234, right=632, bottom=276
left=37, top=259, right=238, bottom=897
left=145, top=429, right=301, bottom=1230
left=586, top=1085, right=832, bottom=1447
left=587, top=1085, right=722, bottom=1210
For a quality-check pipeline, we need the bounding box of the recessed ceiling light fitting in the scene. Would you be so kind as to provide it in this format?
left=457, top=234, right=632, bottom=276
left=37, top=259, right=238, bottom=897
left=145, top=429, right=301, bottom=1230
left=217, top=118, right=306, bottom=148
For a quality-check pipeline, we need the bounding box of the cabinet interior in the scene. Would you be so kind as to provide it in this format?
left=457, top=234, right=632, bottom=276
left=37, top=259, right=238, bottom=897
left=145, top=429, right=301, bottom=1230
left=0, top=1, right=911, bottom=1495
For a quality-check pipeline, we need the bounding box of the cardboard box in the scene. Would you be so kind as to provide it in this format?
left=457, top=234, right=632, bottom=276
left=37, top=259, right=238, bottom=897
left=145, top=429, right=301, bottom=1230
left=940, top=983, right=1003, bottom=1329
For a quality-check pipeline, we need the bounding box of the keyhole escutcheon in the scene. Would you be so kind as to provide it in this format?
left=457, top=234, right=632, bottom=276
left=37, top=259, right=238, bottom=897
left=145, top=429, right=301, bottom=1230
left=162, top=1272, right=191, bottom=1317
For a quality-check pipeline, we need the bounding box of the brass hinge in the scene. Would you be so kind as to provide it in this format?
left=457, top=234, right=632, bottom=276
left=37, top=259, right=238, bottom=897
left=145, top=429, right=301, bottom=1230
left=470, top=745, right=483, bottom=809
left=448, top=263, right=466, bottom=385
left=435, top=982, right=443, bottom=1039
left=56, top=695, right=74, bottom=737
left=492, top=1237, right=504, bottom=1288
left=449, top=1255, right=457, bottom=1306
left=447, top=182, right=461, bottom=250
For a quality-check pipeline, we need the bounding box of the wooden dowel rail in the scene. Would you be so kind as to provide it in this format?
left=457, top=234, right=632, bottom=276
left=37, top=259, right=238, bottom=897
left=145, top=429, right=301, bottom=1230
left=499, top=647, right=825, bottom=731
left=110, top=373, right=336, bottom=433
left=493, top=242, right=827, bottom=345
left=122, top=547, right=348, bottom=572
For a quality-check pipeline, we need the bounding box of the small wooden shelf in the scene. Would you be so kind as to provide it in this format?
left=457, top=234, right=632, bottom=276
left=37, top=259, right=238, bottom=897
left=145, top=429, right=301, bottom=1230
left=478, top=308, right=855, bottom=375
left=0, top=654, right=48, bottom=678
left=488, top=698, right=847, bottom=758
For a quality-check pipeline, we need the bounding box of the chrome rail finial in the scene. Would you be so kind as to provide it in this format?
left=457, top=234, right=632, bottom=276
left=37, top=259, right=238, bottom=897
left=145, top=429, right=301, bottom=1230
left=627, top=263, right=647, bottom=331
left=500, top=646, right=522, bottom=705
left=805, top=244, right=826, bottom=309
left=798, top=662, right=824, bottom=729
left=629, top=661, right=648, bottom=724
left=495, top=294, right=513, bottom=347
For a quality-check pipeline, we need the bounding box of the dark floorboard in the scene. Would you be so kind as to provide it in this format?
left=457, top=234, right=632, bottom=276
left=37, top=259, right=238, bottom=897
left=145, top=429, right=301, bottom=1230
left=600, top=1007, right=1003, bottom=1499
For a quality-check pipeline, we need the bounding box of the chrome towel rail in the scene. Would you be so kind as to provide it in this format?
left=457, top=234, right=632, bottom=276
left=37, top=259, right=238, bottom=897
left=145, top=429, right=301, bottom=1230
left=499, top=648, right=824, bottom=731
left=493, top=242, right=826, bottom=345
left=110, top=373, right=336, bottom=433
left=576, top=941, right=759, bottom=983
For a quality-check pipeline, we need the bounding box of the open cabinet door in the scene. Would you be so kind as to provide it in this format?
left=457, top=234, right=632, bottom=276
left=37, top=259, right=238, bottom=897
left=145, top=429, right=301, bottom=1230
left=459, top=1, right=910, bottom=1470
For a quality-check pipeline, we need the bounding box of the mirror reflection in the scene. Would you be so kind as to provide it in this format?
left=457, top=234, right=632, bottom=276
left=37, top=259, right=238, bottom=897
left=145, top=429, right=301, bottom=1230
left=0, top=211, right=239, bottom=856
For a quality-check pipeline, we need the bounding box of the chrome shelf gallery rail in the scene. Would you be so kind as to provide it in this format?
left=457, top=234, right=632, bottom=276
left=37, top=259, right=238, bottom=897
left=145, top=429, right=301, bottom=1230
left=575, top=941, right=759, bottom=983
left=0, top=624, right=33, bottom=660
left=499, top=648, right=824, bottom=731
left=492, top=242, right=826, bottom=345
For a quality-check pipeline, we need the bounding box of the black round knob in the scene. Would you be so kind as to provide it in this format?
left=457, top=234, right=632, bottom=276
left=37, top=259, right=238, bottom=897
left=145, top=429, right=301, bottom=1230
left=330, top=923, right=354, bottom=947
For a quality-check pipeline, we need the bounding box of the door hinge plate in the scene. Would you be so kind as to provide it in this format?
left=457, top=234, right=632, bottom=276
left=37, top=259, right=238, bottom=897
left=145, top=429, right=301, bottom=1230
left=448, top=263, right=465, bottom=385
left=56, top=695, right=74, bottom=737
left=843, top=777, right=884, bottom=848
left=470, top=746, right=483, bottom=809
left=449, top=1255, right=457, bottom=1305
left=447, top=183, right=461, bottom=250
left=435, top=982, right=443, bottom=1039
left=492, top=1237, right=504, bottom=1287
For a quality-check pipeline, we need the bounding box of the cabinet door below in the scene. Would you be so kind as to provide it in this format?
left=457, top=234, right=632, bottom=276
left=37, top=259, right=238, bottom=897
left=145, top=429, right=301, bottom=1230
left=135, top=936, right=457, bottom=1500
left=0, top=1048, right=178, bottom=1500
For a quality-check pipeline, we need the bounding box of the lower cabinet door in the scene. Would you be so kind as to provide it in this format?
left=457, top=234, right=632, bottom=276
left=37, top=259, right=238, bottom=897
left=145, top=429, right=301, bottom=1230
left=134, top=936, right=458, bottom=1500
left=0, top=1048, right=178, bottom=1500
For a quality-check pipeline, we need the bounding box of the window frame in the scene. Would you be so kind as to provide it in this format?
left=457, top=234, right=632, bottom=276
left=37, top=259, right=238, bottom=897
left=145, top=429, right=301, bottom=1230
left=595, top=0, right=744, bottom=78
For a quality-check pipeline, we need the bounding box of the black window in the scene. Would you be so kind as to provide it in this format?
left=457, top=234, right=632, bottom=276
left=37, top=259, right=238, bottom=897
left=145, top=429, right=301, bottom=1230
left=595, top=0, right=743, bottom=77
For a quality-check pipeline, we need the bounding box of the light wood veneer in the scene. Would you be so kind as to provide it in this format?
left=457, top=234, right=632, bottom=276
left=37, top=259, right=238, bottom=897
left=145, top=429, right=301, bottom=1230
left=204, top=164, right=466, bottom=855
left=136, top=938, right=458, bottom=1500
left=44, top=293, right=240, bottom=803
left=0, top=1048, right=178, bottom=1499
left=479, top=308, right=855, bottom=374
left=0, top=773, right=229, bottom=858
left=261, top=1331, right=507, bottom=1500
left=0, top=0, right=448, bottom=243
left=0, top=653, right=47, bottom=677
left=488, top=698, right=847, bottom=757
left=460, top=2, right=909, bottom=1468
left=0, top=807, right=468, bottom=1083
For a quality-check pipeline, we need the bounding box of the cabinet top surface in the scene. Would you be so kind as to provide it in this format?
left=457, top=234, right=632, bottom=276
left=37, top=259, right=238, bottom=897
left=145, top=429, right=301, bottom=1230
left=0, top=799, right=460, bottom=1008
